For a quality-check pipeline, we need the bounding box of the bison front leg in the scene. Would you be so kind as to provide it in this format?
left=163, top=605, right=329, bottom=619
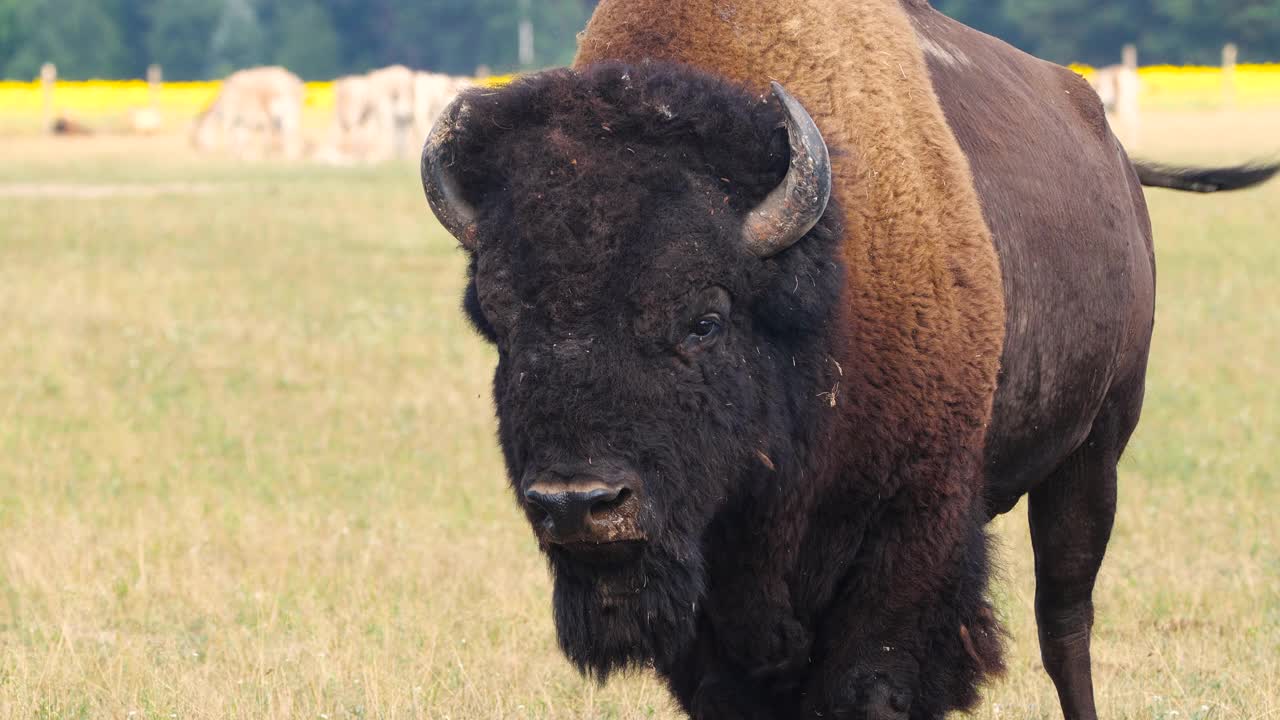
left=706, top=572, right=812, bottom=681
left=805, top=493, right=1003, bottom=720
left=664, top=619, right=786, bottom=720
left=702, top=472, right=816, bottom=684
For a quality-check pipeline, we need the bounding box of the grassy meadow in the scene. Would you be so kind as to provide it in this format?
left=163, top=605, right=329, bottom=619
left=0, top=107, right=1277, bottom=719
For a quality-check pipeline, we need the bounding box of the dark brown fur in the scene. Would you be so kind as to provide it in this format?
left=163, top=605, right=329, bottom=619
left=906, top=5, right=1152, bottom=719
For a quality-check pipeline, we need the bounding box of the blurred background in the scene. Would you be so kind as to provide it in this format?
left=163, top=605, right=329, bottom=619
left=1, top=0, right=1280, bottom=80
left=0, top=2, right=1276, bottom=719
left=2, top=0, right=1278, bottom=151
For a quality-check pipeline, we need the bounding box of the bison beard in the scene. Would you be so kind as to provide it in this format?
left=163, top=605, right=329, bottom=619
left=550, top=541, right=706, bottom=679
left=427, top=61, right=1005, bottom=717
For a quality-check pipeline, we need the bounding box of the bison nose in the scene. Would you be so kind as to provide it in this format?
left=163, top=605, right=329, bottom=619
left=523, top=467, right=643, bottom=545
left=526, top=485, right=624, bottom=536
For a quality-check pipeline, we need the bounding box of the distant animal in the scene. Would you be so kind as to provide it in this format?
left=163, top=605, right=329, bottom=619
left=191, top=66, right=304, bottom=160
left=50, top=115, right=92, bottom=136
left=422, top=1, right=1279, bottom=718
left=366, top=64, right=418, bottom=159
left=327, top=65, right=419, bottom=161
left=325, top=73, right=377, bottom=158
left=332, top=74, right=373, bottom=136
left=128, top=107, right=163, bottom=135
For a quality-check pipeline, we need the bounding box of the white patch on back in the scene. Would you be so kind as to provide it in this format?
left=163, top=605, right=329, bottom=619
left=916, top=31, right=973, bottom=69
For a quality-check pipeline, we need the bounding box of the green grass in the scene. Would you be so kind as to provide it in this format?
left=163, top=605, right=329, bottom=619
left=0, top=111, right=1277, bottom=718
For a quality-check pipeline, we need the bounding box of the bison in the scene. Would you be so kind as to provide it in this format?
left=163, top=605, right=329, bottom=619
left=421, top=1, right=1277, bottom=718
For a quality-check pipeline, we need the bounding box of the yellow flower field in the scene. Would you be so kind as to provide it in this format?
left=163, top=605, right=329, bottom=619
left=0, top=79, right=334, bottom=117
left=0, top=66, right=1275, bottom=132
left=1073, top=63, right=1280, bottom=108
left=0, top=73, right=517, bottom=135
left=0, top=73, right=514, bottom=119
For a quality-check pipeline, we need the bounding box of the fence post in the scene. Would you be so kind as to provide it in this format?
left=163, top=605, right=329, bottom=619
left=1222, top=43, right=1238, bottom=109
left=147, top=64, right=163, bottom=110
left=517, top=0, right=534, bottom=69
left=1110, top=45, right=1141, bottom=148
left=40, top=62, right=57, bottom=132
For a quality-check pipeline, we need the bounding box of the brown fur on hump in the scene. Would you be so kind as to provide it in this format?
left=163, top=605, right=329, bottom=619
left=576, top=0, right=1005, bottom=466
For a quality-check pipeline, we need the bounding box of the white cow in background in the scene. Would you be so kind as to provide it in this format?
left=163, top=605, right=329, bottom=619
left=324, top=65, right=418, bottom=162
left=323, top=67, right=473, bottom=164
left=323, top=73, right=378, bottom=160
left=366, top=64, right=418, bottom=159
left=192, top=66, right=304, bottom=159
left=332, top=74, right=374, bottom=138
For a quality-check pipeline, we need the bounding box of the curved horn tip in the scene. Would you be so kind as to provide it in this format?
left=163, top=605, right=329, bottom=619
left=741, top=83, right=833, bottom=258
left=421, top=98, right=480, bottom=251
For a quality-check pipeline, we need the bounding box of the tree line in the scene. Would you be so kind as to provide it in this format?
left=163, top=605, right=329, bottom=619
left=1, top=0, right=1276, bottom=82
left=0, top=0, right=595, bottom=81
left=937, top=0, right=1280, bottom=67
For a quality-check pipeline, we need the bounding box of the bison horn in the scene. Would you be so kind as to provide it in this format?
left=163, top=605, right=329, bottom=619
left=742, top=82, right=832, bottom=258
left=421, top=96, right=480, bottom=250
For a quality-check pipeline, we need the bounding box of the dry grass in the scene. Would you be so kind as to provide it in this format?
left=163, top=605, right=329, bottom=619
left=0, top=109, right=1277, bottom=719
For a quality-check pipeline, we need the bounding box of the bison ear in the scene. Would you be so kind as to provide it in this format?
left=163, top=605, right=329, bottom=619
left=422, top=95, right=481, bottom=251
left=741, top=83, right=832, bottom=258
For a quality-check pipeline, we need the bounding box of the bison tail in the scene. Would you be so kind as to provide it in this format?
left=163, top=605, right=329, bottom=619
left=1134, top=159, right=1280, bottom=193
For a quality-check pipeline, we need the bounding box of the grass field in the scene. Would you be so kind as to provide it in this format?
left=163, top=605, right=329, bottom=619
left=0, top=108, right=1277, bottom=719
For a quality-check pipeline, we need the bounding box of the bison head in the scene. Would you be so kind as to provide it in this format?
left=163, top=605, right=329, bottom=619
left=422, top=62, right=843, bottom=678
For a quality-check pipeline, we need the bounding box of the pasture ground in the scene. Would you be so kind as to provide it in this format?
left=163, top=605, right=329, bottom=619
left=0, top=109, right=1277, bottom=719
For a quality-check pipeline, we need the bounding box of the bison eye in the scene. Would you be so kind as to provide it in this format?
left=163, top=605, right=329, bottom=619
left=692, top=315, right=722, bottom=339
left=681, top=314, right=724, bottom=354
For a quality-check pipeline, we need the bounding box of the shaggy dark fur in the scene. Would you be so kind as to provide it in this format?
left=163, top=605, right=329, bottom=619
left=439, top=61, right=1003, bottom=717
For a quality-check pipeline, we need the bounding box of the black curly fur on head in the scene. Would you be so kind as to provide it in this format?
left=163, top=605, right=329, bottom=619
left=442, top=61, right=793, bottom=241
left=437, top=61, right=846, bottom=679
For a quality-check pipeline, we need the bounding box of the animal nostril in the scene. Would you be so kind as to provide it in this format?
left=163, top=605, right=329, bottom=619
left=524, top=495, right=550, bottom=523
left=591, top=487, right=631, bottom=516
